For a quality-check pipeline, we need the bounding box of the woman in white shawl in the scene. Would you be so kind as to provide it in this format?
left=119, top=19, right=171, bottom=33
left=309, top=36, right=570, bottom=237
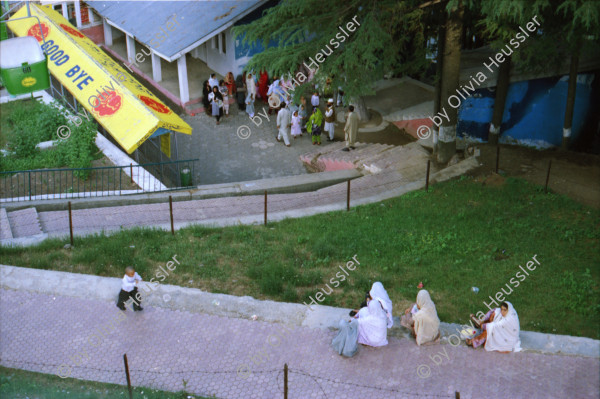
left=245, top=73, right=256, bottom=118
left=332, top=282, right=393, bottom=356
left=466, top=301, right=521, bottom=353
left=356, top=282, right=393, bottom=347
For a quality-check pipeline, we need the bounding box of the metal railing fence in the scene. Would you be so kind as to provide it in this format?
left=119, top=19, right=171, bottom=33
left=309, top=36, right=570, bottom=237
left=0, top=159, right=198, bottom=202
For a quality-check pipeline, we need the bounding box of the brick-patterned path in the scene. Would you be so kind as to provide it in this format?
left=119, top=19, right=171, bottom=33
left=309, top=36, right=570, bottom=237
left=1, top=288, right=598, bottom=399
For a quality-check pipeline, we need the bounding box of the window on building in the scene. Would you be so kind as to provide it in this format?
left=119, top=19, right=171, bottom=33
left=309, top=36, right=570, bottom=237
left=221, top=32, right=226, bottom=54
left=211, top=36, right=216, bottom=49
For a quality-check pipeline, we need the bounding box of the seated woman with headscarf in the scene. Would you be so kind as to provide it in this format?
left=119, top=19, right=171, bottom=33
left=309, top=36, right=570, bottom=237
left=357, top=282, right=393, bottom=346
left=332, top=282, right=393, bottom=357
left=466, top=301, right=521, bottom=353
left=400, top=290, right=440, bottom=346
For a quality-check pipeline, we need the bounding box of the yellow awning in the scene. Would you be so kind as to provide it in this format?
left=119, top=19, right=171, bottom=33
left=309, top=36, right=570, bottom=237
left=7, top=4, right=192, bottom=154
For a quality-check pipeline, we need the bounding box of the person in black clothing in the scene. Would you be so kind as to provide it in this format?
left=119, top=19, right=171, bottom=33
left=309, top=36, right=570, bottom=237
left=202, top=80, right=211, bottom=115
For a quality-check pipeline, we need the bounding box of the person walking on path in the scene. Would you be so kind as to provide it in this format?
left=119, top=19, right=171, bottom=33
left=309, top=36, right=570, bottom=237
left=307, top=106, right=324, bottom=145
left=116, top=266, right=143, bottom=311
left=208, top=86, right=224, bottom=125
left=299, top=96, right=308, bottom=132
left=291, top=110, right=302, bottom=138
left=276, top=102, right=292, bottom=147
left=343, top=105, right=358, bottom=151
left=246, top=73, right=256, bottom=118
left=324, top=99, right=336, bottom=141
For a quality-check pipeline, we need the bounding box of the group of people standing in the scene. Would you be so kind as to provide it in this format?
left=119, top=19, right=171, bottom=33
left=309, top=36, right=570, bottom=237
left=332, top=282, right=522, bottom=357
left=202, top=71, right=360, bottom=151
left=202, top=72, right=236, bottom=126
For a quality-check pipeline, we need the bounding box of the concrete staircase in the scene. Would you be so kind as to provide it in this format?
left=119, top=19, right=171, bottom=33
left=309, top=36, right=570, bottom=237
left=300, top=141, right=435, bottom=179
left=300, top=142, right=396, bottom=172
left=1, top=207, right=47, bottom=246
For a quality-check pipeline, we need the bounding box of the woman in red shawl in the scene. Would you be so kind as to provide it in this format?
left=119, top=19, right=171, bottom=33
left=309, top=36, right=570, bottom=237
left=258, top=69, right=269, bottom=103
left=224, top=72, right=235, bottom=94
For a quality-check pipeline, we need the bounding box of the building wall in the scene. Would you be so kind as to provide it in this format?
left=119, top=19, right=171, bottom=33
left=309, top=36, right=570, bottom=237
left=456, top=73, right=596, bottom=148
left=190, top=28, right=243, bottom=78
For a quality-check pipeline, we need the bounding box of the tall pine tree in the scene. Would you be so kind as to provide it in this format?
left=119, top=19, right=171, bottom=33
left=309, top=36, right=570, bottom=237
left=233, top=0, right=429, bottom=121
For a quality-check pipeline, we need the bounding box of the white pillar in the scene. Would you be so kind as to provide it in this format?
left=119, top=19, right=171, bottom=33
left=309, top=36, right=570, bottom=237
left=126, top=34, right=136, bottom=63
left=152, top=52, right=162, bottom=82
left=177, top=55, right=189, bottom=104
left=103, top=19, right=112, bottom=46
left=74, top=0, right=82, bottom=28
left=61, top=2, right=69, bottom=20
left=88, top=7, right=95, bottom=24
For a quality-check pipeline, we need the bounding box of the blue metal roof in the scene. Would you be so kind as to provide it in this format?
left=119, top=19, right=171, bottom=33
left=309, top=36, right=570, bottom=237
left=87, top=0, right=268, bottom=61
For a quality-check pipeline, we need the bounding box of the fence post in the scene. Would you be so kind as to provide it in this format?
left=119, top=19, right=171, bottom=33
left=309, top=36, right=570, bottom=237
left=544, top=160, right=552, bottom=193
left=130, top=163, right=133, bottom=184
left=264, top=190, right=267, bottom=226
left=28, top=171, right=31, bottom=200
left=346, top=180, right=350, bottom=211
left=284, top=363, right=288, bottom=399
left=455, top=392, right=460, bottom=399
left=123, top=354, right=133, bottom=399
left=68, top=201, right=73, bottom=246
left=169, top=195, right=174, bottom=235
left=425, top=160, right=431, bottom=192
left=495, top=145, right=500, bottom=173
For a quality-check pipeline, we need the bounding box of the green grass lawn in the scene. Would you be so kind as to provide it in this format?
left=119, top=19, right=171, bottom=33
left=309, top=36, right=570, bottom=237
left=0, top=367, right=213, bottom=398
left=2, top=176, right=599, bottom=339
left=0, top=98, right=38, bottom=148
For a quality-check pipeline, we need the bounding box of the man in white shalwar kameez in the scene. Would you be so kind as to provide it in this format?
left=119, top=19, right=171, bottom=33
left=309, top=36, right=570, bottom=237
left=324, top=99, right=336, bottom=141
left=276, top=103, right=292, bottom=147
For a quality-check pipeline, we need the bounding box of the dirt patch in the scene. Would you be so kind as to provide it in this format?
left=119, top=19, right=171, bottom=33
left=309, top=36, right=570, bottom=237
left=467, top=144, right=600, bottom=209
left=477, top=173, right=506, bottom=187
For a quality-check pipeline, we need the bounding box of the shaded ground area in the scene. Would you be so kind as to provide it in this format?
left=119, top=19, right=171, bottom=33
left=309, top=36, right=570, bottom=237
left=466, top=143, right=600, bottom=208
left=363, top=79, right=434, bottom=115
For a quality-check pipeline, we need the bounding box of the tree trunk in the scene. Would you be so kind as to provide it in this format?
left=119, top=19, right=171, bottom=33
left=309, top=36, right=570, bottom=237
left=563, top=40, right=581, bottom=149
left=488, top=55, right=511, bottom=145
left=437, top=4, right=463, bottom=164
left=432, top=21, right=446, bottom=156
left=354, top=96, right=370, bottom=121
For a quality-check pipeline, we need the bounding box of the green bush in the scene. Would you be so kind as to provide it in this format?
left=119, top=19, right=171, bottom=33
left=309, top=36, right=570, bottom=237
left=1, top=100, right=98, bottom=174
left=55, top=117, right=97, bottom=178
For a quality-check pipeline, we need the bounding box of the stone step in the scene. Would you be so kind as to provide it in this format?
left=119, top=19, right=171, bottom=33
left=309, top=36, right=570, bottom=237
left=299, top=141, right=349, bottom=169
left=7, top=208, right=43, bottom=238
left=362, top=144, right=430, bottom=174
left=316, top=143, right=395, bottom=166
left=1, top=208, right=13, bottom=240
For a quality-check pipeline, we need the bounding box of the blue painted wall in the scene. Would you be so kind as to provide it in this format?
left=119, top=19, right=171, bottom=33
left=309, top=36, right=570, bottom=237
left=457, top=74, right=596, bottom=147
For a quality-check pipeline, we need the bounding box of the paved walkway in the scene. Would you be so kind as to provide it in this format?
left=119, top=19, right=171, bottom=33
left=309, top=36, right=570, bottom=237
left=1, top=272, right=598, bottom=399
left=2, top=152, right=478, bottom=244
left=177, top=100, right=347, bottom=186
